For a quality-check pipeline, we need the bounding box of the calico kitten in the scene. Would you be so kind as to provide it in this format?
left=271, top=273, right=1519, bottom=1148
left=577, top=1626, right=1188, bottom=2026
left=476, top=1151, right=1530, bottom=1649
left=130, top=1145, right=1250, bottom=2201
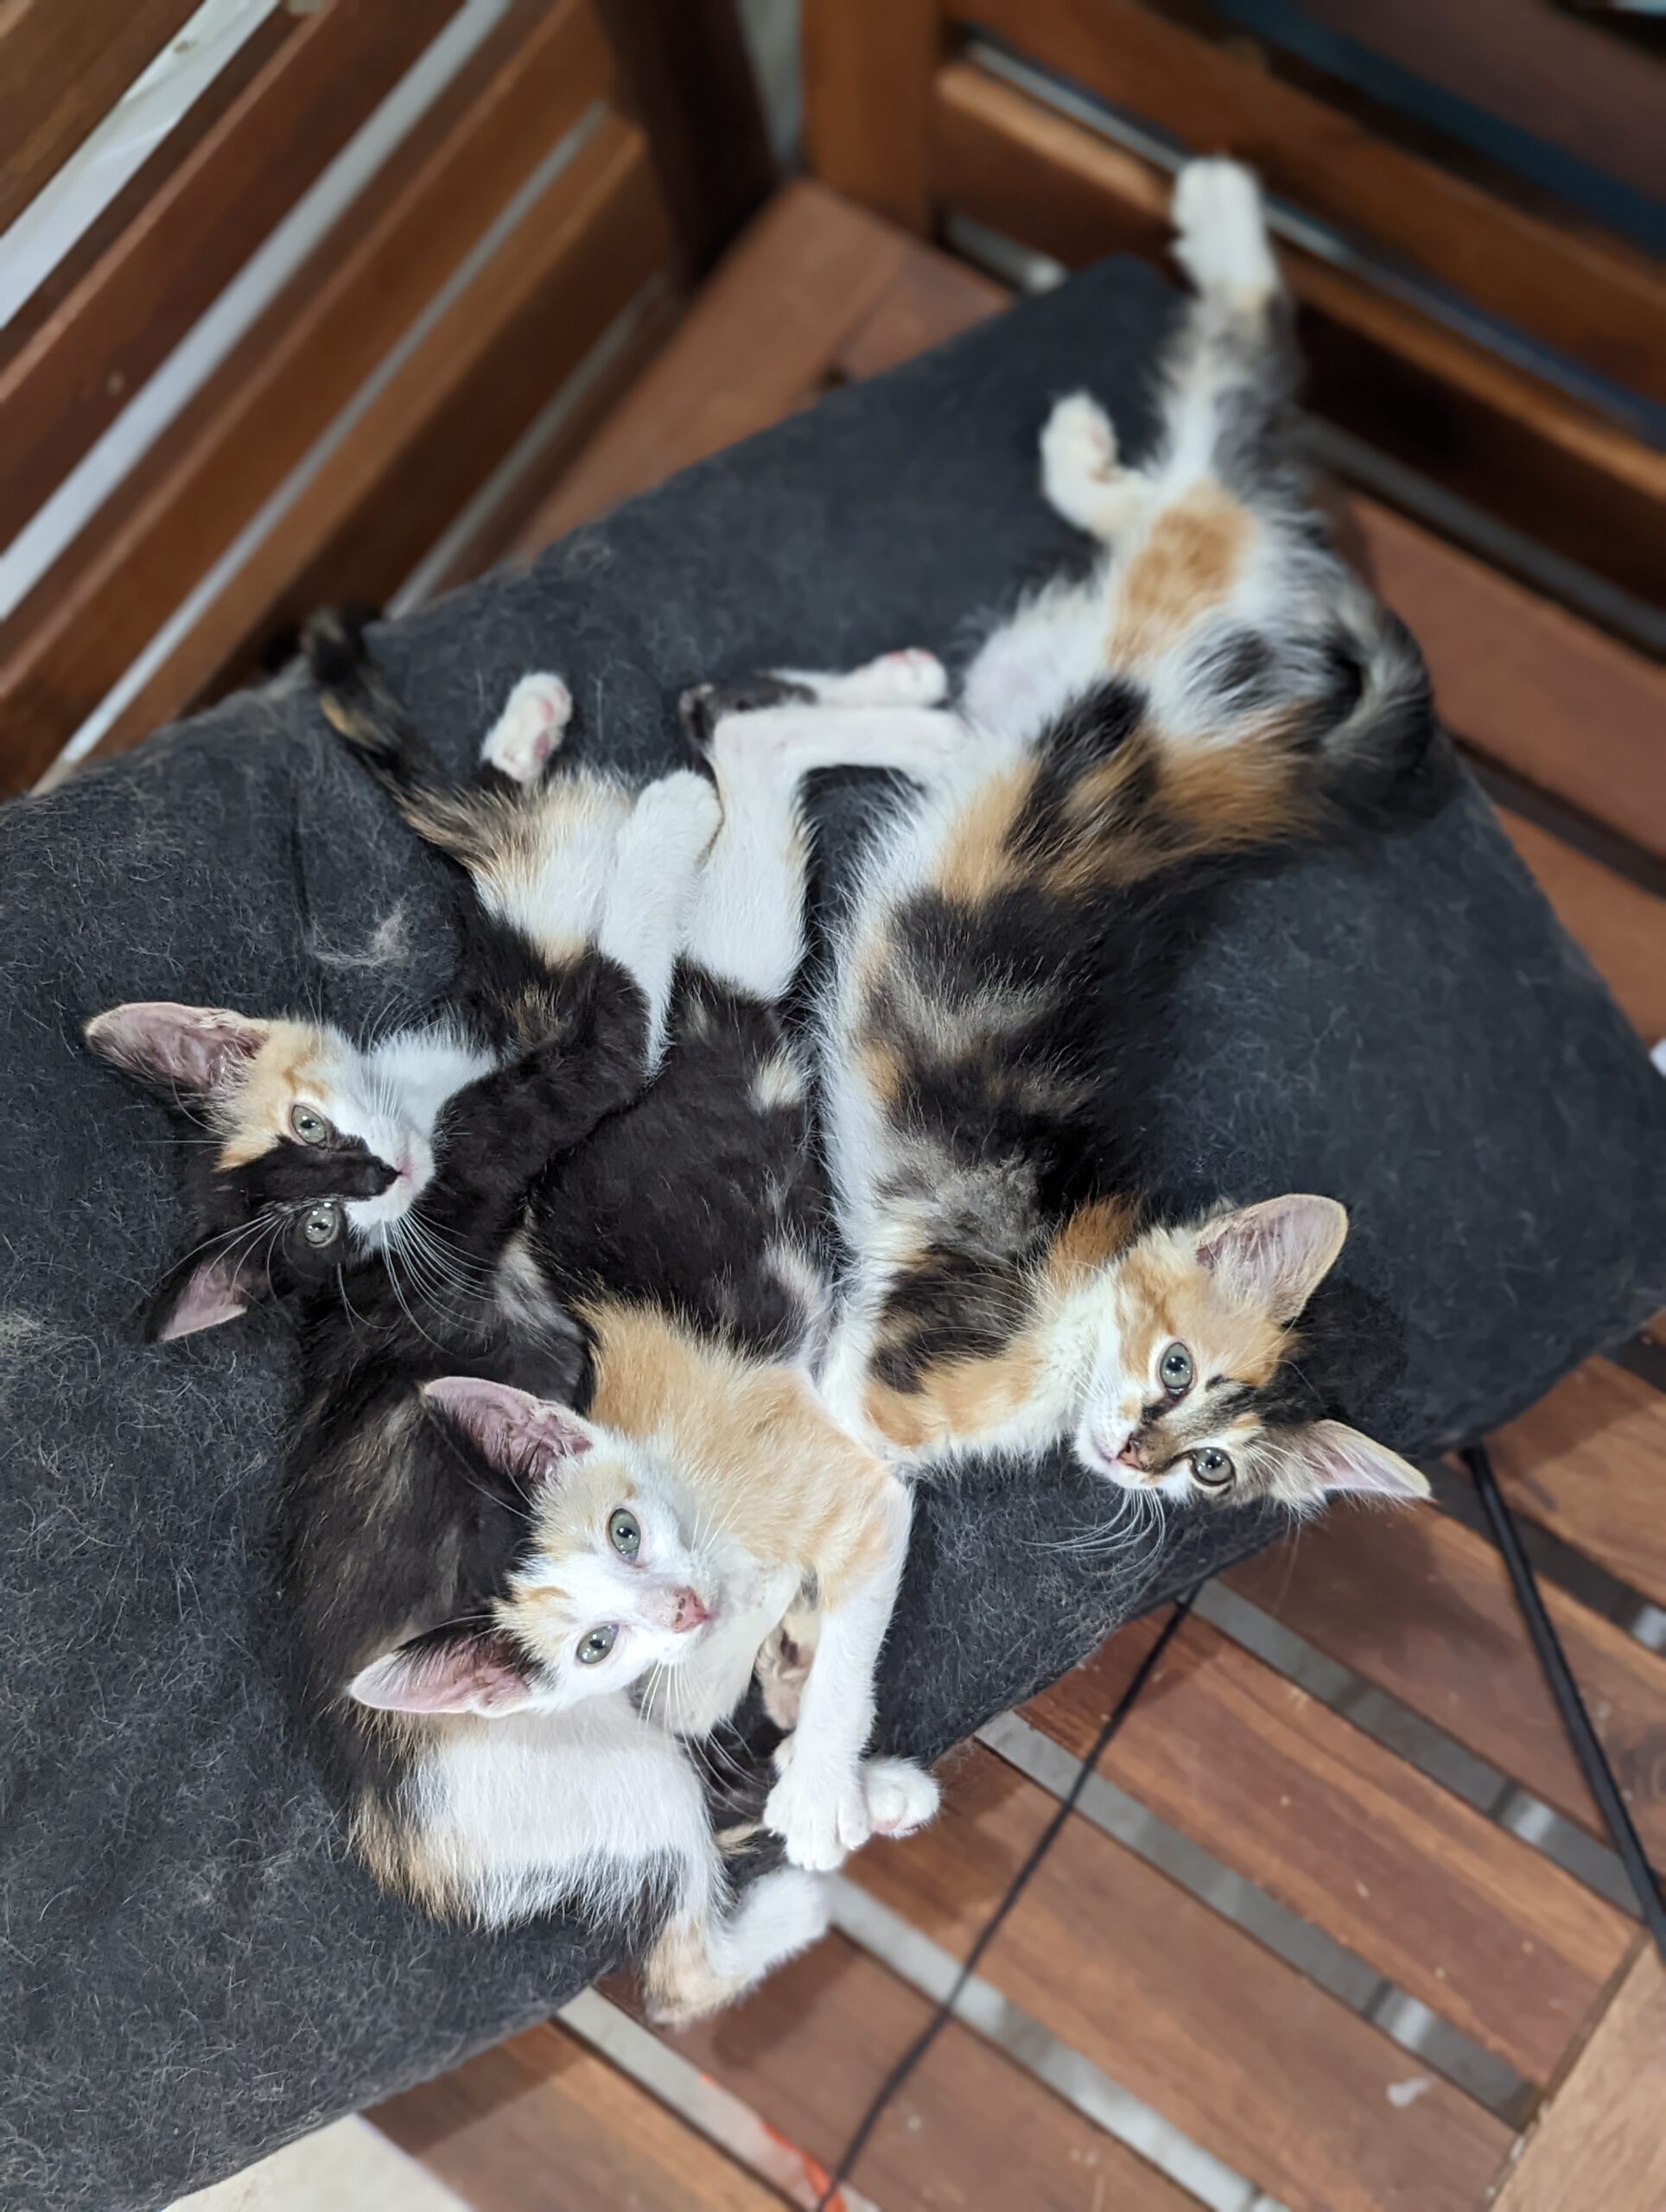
left=342, top=650, right=957, bottom=1870
left=87, top=653, right=840, bottom=2020
left=83, top=620, right=699, bottom=1345
left=700, top=161, right=1440, bottom=1514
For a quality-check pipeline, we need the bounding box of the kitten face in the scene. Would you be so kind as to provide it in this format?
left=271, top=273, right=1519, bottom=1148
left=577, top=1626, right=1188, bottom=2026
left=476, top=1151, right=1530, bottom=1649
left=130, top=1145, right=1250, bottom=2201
left=86, top=1002, right=490, bottom=1335
left=391, top=1378, right=723, bottom=1716
left=1073, top=1196, right=1427, bottom=1509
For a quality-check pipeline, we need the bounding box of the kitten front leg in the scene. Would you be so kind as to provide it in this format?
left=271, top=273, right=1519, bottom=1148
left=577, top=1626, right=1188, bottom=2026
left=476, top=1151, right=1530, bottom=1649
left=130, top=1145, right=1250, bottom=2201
left=1040, top=392, right=1153, bottom=543
left=764, top=1478, right=912, bottom=1871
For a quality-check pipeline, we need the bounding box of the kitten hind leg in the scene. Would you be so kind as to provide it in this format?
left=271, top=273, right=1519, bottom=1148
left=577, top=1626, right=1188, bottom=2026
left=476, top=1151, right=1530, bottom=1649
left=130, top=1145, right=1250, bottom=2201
left=1171, top=157, right=1281, bottom=311
left=480, top=672, right=573, bottom=785
left=681, top=706, right=957, bottom=1001
left=1040, top=392, right=1153, bottom=542
left=595, top=771, right=721, bottom=1068
left=775, top=648, right=949, bottom=710
left=643, top=1865, right=830, bottom=2027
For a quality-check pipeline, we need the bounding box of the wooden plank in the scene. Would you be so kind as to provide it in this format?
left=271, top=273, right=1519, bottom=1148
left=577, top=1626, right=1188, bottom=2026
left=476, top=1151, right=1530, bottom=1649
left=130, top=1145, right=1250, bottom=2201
left=1024, top=1613, right=1631, bottom=2085
left=0, top=5, right=302, bottom=362
left=0, top=0, right=464, bottom=546
left=0, top=0, right=198, bottom=234
left=1491, top=1942, right=1666, bottom=2211
left=1349, top=498, right=1666, bottom=863
left=929, top=59, right=1666, bottom=601
left=100, top=118, right=668, bottom=749
left=1498, top=810, right=1666, bottom=1041
left=512, top=179, right=916, bottom=552
left=372, top=2020, right=785, bottom=2212
left=0, top=0, right=614, bottom=794
left=849, top=1742, right=1513, bottom=2212
left=413, top=284, right=683, bottom=598
left=1491, top=1359, right=1666, bottom=1612
left=595, top=0, right=774, bottom=277
left=671, top=1930, right=1200, bottom=2212
left=801, top=0, right=943, bottom=233
left=1227, top=1510, right=1666, bottom=1859
left=970, top=0, right=1665, bottom=404
left=834, top=239, right=1006, bottom=381
left=1285, top=0, right=1664, bottom=204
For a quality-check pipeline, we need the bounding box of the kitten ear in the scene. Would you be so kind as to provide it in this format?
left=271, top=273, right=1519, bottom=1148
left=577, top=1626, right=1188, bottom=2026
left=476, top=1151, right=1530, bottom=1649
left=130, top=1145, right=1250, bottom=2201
left=1297, top=1420, right=1430, bottom=1501
left=422, top=1376, right=595, bottom=1474
left=1196, top=1193, right=1349, bottom=1322
left=147, top=1249, right=259, bottom=1340
left=348, top=1630, right=532, bottom=1717
left=86, top=1002, right=269, bottom=1097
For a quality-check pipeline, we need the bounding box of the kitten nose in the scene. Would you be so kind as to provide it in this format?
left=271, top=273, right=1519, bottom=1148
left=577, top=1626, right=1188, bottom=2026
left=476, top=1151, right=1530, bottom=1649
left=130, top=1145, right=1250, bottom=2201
left=669, top=1588, right=710, bottom=1634
left=1116, top=1437, right=1148, bottom=1472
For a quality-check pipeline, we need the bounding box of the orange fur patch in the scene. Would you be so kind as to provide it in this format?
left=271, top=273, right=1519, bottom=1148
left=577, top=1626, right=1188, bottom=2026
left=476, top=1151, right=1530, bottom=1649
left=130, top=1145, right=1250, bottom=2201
left=1045, top=1197, right=1140, bottom=1292
left=1116, top=1236, right=1288, bottom=1395
left=1159, top=719, right=1315, bottom=852
left=215, top=1020, right=334, bottom=1168
left=862, top=1336, right=1043, bottom=1454
left=582, top=1300, right=898, bottom=1604
left=1108, top=486, right=1252, bottom=664
left=931, top=761, right=1036, bottom=905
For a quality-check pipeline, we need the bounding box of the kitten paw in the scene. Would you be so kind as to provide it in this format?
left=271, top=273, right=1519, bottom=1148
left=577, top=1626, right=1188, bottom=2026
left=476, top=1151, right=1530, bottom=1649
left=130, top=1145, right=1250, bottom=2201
left=1171, top=159, right=1278, bottom=306
left=818, top=650, right=949, bottom=709
left=862, top=1755, right=938, bottom=1840
left=1042, top=391, right=1120, bottom=486
left=755, top=1616, right=817, bottom=1732
left=766, top=1742, right=872, bottom=1872
left=678, top=673, right=816, bottom=756
left=481, top=673, right=572, bottom=784
left=632, top=766, right=722, bottom=856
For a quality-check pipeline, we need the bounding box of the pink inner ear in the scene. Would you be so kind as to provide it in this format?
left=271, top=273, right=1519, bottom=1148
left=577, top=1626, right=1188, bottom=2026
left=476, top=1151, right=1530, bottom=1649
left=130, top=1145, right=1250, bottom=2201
left=86, top=1001, right=269, bottom=1096
left=1196, top=1193, right=1347, bottom=1319
left=423, top=1376, right=592, bottom=1474
left=1303, top=1420, right=1430, bottom=1500
left=157, top=1254, right=251, bottom=1339
left=348, top=1634, right=531, bottom=1716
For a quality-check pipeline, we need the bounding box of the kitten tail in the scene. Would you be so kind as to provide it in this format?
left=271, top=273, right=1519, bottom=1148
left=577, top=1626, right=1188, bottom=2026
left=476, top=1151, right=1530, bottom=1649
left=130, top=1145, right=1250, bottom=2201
left=303, top=607, right=482, bottom=860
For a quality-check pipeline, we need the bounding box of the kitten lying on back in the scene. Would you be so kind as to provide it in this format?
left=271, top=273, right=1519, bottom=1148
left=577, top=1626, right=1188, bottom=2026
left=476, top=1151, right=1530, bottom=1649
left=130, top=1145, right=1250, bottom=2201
left=334, top=640, right=956, bottom=1871
left=87, top=629, right=938, bottom=2013
left=700, top=161, right=1440, bottom=1515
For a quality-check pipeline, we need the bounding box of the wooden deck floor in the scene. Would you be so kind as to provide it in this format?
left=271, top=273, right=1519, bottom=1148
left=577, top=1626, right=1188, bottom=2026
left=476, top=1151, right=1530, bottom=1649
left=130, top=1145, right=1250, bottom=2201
left=356, top=183, right=1666, bottom=2212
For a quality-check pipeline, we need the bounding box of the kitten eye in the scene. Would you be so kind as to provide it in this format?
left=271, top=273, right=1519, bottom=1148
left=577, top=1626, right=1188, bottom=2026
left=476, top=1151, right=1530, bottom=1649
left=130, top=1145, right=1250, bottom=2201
left=1160, top=1343, right=1194, bottom=1397
left=302, top=1202, right=341, bottom=1247
left=290, top=1103, right=330, bottom=1146
left=577, top=1624, right=618, bottom=1666
left=608, top=1508, right=640, bottom=1560
left=1192, top=1447, right=1235, bottom=1491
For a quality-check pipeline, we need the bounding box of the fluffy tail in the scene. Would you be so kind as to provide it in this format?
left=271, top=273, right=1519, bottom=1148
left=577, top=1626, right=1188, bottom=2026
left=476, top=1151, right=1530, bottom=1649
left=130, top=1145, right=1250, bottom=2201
left=302, top=607, right=483, bottom=859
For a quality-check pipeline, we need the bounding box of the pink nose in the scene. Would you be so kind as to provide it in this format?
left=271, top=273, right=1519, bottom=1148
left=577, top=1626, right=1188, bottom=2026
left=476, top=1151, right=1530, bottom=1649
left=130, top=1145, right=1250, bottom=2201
left=669, top=1589, right=710, bottom=1634
left=1113, top=1438, right=1148, bottom=1473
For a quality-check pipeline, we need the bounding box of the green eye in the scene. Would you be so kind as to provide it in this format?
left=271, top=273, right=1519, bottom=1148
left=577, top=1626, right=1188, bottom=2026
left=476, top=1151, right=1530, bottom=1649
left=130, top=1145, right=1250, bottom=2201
left=577, top=1624, right=618, bottom=1666
left=608, top=1508, right=639, bottom=1560
left=1160, top=1343, right=1194, bottom=1396
left=302, top=1202, right=340, bottom=1247
left=1192, top=1447, right=1235, bottom=1491
left=290, top=1103, right=330, bottom=1146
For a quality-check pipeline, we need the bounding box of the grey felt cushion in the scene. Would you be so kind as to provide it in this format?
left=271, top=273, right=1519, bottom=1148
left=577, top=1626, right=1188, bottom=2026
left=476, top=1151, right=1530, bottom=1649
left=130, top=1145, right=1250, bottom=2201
left=2, top=257, right=1662, bottom=2212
